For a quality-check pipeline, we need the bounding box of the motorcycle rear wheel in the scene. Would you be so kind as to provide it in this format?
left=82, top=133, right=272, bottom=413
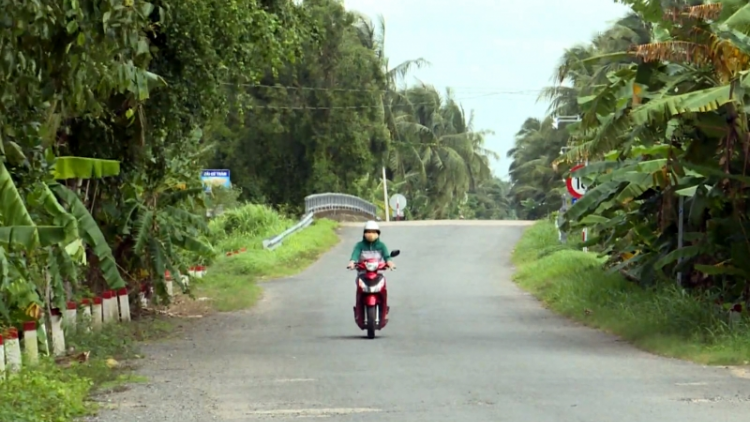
left=366, top=306, right=376, bottom=339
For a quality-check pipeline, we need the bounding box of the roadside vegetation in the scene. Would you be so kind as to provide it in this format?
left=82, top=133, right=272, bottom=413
left=513, top=221, right=750, bottom=365
left=507, top=0, right=750, bottom=365
left=193, top=205, right=340, bottom=312
left=0, top=318, right=172, bottom=421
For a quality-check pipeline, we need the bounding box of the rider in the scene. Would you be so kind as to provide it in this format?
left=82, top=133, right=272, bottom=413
left=347, top=220, right=395, bottom=327
left=347, top=220, right=396, bottom=270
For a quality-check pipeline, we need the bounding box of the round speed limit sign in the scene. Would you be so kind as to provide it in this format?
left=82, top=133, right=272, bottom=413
left=566, top=164, right=587, bottom=199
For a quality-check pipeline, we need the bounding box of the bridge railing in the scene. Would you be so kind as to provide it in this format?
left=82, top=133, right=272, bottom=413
left=262, top=193, right=377, bottom=249
left=304, top=193, right=378, bottom=219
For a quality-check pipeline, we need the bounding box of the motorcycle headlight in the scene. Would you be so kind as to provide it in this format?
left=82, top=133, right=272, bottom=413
left=365, top=261, right=379, bottom=271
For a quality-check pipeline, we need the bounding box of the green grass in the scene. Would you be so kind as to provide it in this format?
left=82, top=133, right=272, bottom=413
left=194, top=215, right=340, bottom=311
left=0, top=316, right=176, bottom=421
left=512, top=220, right=750, bottom=365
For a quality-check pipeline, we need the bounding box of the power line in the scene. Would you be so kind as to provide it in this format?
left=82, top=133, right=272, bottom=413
left=225, top=92, right=542, bottom=110
left=223, top=82, right=544, bottom=96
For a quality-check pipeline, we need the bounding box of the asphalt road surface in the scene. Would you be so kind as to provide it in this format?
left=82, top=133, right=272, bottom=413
left=92, top=221, right=750, bottom=422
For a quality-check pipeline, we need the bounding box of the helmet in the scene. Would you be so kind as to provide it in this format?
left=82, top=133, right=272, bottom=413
left=363, top=220, right=380, bottom=233
left=363, top=220, right=380, bottom=242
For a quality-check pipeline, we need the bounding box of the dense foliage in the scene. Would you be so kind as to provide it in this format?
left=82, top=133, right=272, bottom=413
left=508, top=0, right=750, bottom=311
left=0, top=0, right=509, bottom=332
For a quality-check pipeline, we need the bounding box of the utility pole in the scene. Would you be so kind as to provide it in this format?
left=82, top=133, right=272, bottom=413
left=382, top=166, right=390, bottom=222
left=558, top=146, right=571, bottom=244
left=582, top=156, right=589, bottom=253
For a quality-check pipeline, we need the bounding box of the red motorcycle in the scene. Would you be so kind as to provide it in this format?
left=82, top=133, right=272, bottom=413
left=350, top=249, right=400, bottom=339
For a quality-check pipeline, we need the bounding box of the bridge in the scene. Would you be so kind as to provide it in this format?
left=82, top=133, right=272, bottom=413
left=304, top=193, right=380, bottom=222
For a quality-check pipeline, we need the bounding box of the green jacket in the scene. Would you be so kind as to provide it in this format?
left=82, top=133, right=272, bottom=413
left=350, top=237, right=392, bottom=262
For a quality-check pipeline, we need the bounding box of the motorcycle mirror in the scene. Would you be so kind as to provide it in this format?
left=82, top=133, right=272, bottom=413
left=390, top=250, right=400, bottom=257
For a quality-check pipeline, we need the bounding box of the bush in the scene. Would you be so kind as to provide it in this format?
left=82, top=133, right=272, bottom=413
left=208, top=203, right=295, bottom=252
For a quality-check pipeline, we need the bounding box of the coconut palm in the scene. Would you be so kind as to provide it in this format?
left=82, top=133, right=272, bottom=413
left=351, top=14, right=499, bottom=219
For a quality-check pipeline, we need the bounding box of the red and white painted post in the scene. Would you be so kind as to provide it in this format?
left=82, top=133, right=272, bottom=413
left=50, top=308, right=66, bottom=356
left=92, top=297, right=103, bottom=330
left=38, top=316, right=50, bottom=356
left=165, top=272, right=174, bottom=297
left=189, top=265, right=206, bottom=278
left=138, top=284, right=149, bottom=309
left=109, top=290, right=119, bottom=321
left=0, top=333, right=5, bottom=375
left=80, top=298, right=92, bottom=332
left=102, top=291, right=115, bottom=323
left=5, top=328, right=21, bottom=372
left=64, top=301, right=77, bottom=329
left=117, top=287, right=131, bottom=322
left=22, top=321, right=39, bottom=364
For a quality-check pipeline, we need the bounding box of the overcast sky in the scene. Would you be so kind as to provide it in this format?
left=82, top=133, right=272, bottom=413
left=343, top=0, right=631, bottom=179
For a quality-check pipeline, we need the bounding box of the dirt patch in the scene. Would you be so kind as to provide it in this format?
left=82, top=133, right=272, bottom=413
left=144, top=293, right=215, bottom=319
left=729, top=366, right=750, bottom=379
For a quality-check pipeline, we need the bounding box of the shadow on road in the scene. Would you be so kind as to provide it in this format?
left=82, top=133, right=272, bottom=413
left=320, top=334, right=387, bottom=340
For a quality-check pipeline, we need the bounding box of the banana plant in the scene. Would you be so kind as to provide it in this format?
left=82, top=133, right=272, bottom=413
left=0, top=152, right=127, bottom=325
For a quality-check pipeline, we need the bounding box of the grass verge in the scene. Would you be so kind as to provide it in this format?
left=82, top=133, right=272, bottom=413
left=512, top=220, right=750, bottom=365
left=193, top=211, right=340, bottom=311
left=0, top=316, right=176, bottom=422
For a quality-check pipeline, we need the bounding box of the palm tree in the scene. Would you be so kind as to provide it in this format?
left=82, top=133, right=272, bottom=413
left=351, top=13, right=498, bottom=219
left=389, top=83, right=497, bottom=218
left=538, top=13, right=651, bottom=119
left=507, top=117, right=568, bottom=219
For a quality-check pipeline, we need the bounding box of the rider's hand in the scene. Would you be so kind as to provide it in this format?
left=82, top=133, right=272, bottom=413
left=387, top=261, right=396, bottom=270
left=346, top=261, right=355, bottom=269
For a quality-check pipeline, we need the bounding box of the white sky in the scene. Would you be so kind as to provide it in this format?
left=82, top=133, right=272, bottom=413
left=344, top=0, right=631, bottom=179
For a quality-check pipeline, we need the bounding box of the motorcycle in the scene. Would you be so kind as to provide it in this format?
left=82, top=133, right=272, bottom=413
left=349, top=249, right=400, bottom=339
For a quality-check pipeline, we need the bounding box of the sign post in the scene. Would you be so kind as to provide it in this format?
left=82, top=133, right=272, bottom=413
left=566, top=163, right=588, bottom=252
left=388, top=194, right=407, bottom=221
left=201, top=169, right=231, bottom=218
left=555, top=118, right=582, bottom=245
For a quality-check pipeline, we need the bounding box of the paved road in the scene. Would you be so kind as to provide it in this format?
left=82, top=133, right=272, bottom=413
left=93, top=221, right=750, bottom=422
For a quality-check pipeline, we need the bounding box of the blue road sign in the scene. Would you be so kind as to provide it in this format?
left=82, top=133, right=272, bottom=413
left=201, top=169, right=231, bottom=192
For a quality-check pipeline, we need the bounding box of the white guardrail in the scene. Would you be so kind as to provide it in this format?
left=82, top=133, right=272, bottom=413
left=262, top=212, right=314, bottom=250
left=262, top=193, right=378, bottom=250
left=304, top=193, right=378, bottom=217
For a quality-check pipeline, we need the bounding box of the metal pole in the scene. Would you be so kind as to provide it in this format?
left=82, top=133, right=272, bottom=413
left=558, top=146, right=572, bottom=244
left=677, top=195, right=684, bottom=286
left=558, top=194, right=567, bottom=244
left=582, top=158, right=589, bottom=253
left=382, top=166, right=390, bottom=222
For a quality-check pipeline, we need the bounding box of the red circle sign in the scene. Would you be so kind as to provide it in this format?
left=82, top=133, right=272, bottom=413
left=566, top=164, right=586, bottom=199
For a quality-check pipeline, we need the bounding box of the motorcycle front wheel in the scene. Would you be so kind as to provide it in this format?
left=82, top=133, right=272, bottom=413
left=366, top=306, right=376, bottom=339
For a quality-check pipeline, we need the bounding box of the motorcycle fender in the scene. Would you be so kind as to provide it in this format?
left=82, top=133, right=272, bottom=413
left=364, top=295, right=378, bottom=306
